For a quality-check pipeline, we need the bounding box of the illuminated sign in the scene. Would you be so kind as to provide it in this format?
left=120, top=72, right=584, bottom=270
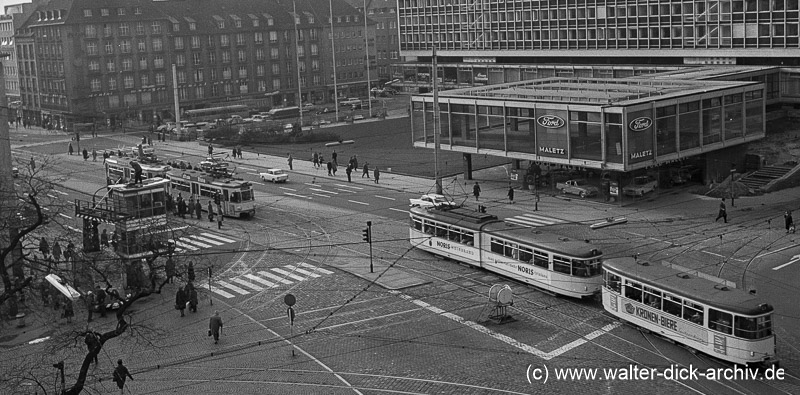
left=536, top=115, right=565, bottom=128
left=630, top=117, right=653, bottom=131
left=539, top=147, right=566, bottom=155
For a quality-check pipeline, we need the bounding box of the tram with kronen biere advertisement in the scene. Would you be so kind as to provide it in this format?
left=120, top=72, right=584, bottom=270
left=409, top=207, right=603, bottom=298
left=166, top=168, right=255, bottom=218
left=602, top=257, right=777, bottom=366
left=105, top=157, right=171, bottom=185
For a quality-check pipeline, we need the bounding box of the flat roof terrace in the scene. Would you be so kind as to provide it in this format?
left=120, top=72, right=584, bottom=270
left=432, top=77, right=757, bottom=106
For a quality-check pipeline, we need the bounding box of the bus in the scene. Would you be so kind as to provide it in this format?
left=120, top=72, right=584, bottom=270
left=602, top=257, right=777, bottom=366
left=409, top=207, right=603, bottom=298
left=105, top=157, right=171, bottom=185
left=265, top=106, right=300, bottom=120
left=184, top=105, right=250, bottom=123
left=166, top=169, right=255, bottom=218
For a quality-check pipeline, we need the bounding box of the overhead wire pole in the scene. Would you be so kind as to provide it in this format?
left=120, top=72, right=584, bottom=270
left=330, top=0, right=340, bottom=121
left=363, top=0, right=372, bottom=117
left=433, top=46, right=442, bottom=194
left=293, top=0, right=304, bottom=128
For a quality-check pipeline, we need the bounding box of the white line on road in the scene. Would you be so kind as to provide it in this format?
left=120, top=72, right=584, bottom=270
left=374, top=195, right=396, bottom=201
left=310, top=188, right=338, bottom=195
left=335, top=184, right=363, bottom=189
left=335, top=188, right=357, bottom=193
left=756, top=245, right=795, bottom=259
left=257, top=271, right=293, bottom=284
left=388, top=208, right=407, bottom=213
left=208, top=286, right=235, bottom=298
left=162, top=153, right=180, bottom=157
left=200, top=233, right=236, bottom=244
left=773, top=254, right=800, bottom=271
left=285, top=265, right=321, bottom=278
left=58, top=213, right=72, bottom=219
left=270, top=268, right=307, bottom=282
left=251, top=181, right=265, bottom=186
left=348, top=200, right=369, bottom=206
left=304, top=183, right=318, bottom=187
left=243, top=273, right=277, bottom=288
left=247, top=172, right=259, bottom=176
left=54, top=190, right=68, bottom=196
left=311, top=193, right=330, bottom=198
left=215, top=280, right=250, bottom=295
left=47, top=194, right=58, bottom=199
left=315, top=308, right=422, bottom=331
left=298, top=262, right=335, bottom=275
left=284, top=192, right=312, bottom=199
left=230, top=277, right=264, bottom=291
left=238, top=166, right=257, bottom=171
left=279, top=186, right=297, bottom=191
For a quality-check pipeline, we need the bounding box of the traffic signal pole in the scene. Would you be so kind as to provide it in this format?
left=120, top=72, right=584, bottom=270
left=363, top=221, right=373, bottom=273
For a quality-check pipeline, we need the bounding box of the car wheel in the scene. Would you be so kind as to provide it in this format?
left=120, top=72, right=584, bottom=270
left=579, top=191, right=586, bottom=198
left=561, top=188, right=566, bottom=194
left=272, top=179, right=276, bottom=183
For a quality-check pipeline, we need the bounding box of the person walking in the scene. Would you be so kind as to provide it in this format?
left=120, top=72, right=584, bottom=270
left=374, top=167, right=380, bottom=184
left=92, top=149, right=97, bottom=162
left=287, top=153, right=293, bottom=170
left=507, top=186, right=515, bottom=204
left=326, top=161, right=333, bottom=176
left=101, top=229, right=109, bottom=248
left=39, top=237, right=50, bottom=258
left=715, top=198, right=728, bottom=223
left=331, top=150, right=338, bottom=166
left=188, top=284, right=198, bottom=313
left=85, top=291, right=96, bottom=323
left=345, top=164, right=352, bottom=182
left=195, top=200, right=202, bottom=220
left=62, top=298, right=74, bottom=323
left=362, top=162, right=370, bottom=178
left=30, top=156, right=36, bottom=171
left=785, top=211, right=795, bottom=234
left=217, top=212, right=223, bottom=229
left=187, top=262, right=196, bottom=282
left=82, top=148, right=89, bottom=161
left=52, top=241, right=62, bottom=263
left=208, top=143, right=213, bottom=155
left=237, top=147, right=242, bottom=159
left=68, top=142, right=74, bottom=155
left=95, top=285, right=107, bottom=318
left=112, top=359, right=134, bottom=395
left=84, top=332, right=100, bottom=365
left=175, top=287, right=187, bottom=317
left=473, top=182, right=481, bottom=201
left=178, top=198, right=187, bottom=219
left=165, top=256, right=175, bottom=284
left=208, top=201, right=215, bottom=222
left=352, top=155, right=359, bottom=171
left=209, top=311, right=224, bottom=344
left=312, top=152, right=319, bottom=169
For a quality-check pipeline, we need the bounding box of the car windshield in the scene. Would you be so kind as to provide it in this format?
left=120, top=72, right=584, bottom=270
left=635, top=178, right=649, bottom=185
left=433, top=197, right=449, bottom=203
left=575, top=180, right=587, bottom=186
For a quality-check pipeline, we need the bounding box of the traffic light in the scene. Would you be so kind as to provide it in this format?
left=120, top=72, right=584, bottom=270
left=362, top=227, right=371, bottom=243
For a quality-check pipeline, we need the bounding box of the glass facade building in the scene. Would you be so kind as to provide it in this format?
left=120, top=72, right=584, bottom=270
left=411, top=77, right=765, bottom=172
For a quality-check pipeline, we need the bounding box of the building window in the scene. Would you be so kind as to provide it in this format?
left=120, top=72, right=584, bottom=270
left=255, top=48, right=264, bottom=61
left=173, top=23, right=180, bottom=32
left=220, top=34, right=229, bottom=47
left=189, top=22, right=196, bottom=31
left=223, top=66, right=232, bottom=79
left=90, top=78, right=101, bottom=91
left=194, top=69, right=203, bottom=82
left=120, top=40, right=131, bottom=53
left=193, top=53, right=201, bottom=65
left=176, top=54, right=185, bottom=66
left=89, top=60, right=100, bottom=71
left=254, top=32, right=263, bottom=43
left=238, top=66, right=247, bottom=78
left=152, top=38, right=163, bottom=51
left=108, top=96, right=119, bottom=108
left=100, top=8, right=109, bottom=17
left=117, top=7, right=125, bottom=16
left=86, top=42, right=97, bottom=55
left=270, top=47, right=279, bottom=60
left=136, top=22, right=145, bottom=35
left=177, top=70, right=186, bottom=84
left=139, top=56, right=147, bottom=69
left=151, top=22, right=161, bottom=34
left=85, top=25, right=96, bottom=38
left=221, top=51, right=231, bottom=63
left=239, top=82, right=248, bottom=94
left=123, top=75, right=134, bottom=89
left=140, top=74, right=148, bottom=86
left=83, top=9, right=92, bottom=17
left=311, top=59, right=319, bottom=71
left=108, top=77, right=117, bottom=90
left=154, top=55, right=164, bottom=68
left=237, top=49, right=246, bottom=62
left=256, top=64, right=265, bottom=76
left=223, top=84, right=232, bottom=95
left=271, top=63, right=280, bottom=75
left=297, top=46, right=305, bottom=57
left=105, top=42, right=113, bottom=55
left=258, top=80, right=266, bottom=91
left=191, top=36, right=200, bottom=49
left=134, top=7, right=141, bottom=15
left=208, top=52, right=216, bottom=63
left=103, top=24, right=112, bottom=37
left=210, top=69, right=217, bottom=81
left=122, top=58, right=132, bottom=71
left=174, top=37, right=184, bottom=50
left=253, top=19, right=259, bottom=27
left=217, top=20, right=225, bottom=29
left=155, top=72, right=165, bottom=85
left=195, top=86, right=204, bottom=99
left=236, top=33, right=245, bottom=46
left=269, top=31, right=278, bottom=43
left=272, top=78, right=280, bottom=90
left=137, top=40, right=146, bottom=52
left=235, top=20, right=242, bottom=28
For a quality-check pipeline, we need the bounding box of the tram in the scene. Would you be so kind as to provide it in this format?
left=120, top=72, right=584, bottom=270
left=166, top=169, right=255, bottom=218
left=409, top=207, right=603, bottom=298
left=602, top=257, right=777, bottom=366
left=105, top=157, right=171, bottom=185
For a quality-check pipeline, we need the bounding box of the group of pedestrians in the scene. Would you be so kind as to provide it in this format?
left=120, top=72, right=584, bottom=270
left=174, top=281, right=199, bottom=317
left=166, top=193, right=222, bottom=228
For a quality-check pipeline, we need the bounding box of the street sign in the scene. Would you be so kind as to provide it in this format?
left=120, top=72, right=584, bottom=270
left=284, top=293, right=296, bottom=306
left=287, top=307, right=295, bottom=325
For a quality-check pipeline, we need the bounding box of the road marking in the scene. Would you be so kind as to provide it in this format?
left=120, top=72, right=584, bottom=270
left=304, top=183, right=318, bottom=187
left=773, top=254, right=800, bottom=271
left=54, top=190, right=68, bottom=196
left=47, top=194, right=58, bottom=199
left=312, top=193, right=330, bottom=198
left=188, top=235, right=220, bottom=246
left=200, top=232, right=236, bottom=244
left=284, top=192, right=312, bottom=199
left=58, top=213, right=71, bottom=219
left=247, top=172, right=259, bottom=176
left=244, top=273, right=277, bottom=288
left=388, top=208, right=407, bottom=213
left=209, top=286, right=235, bottom=298
left=257, top=270, right=293, bottom=284
left=239, top=166, right=257, bottom=171
left=374, top=195, right=396, bottom=200
left=172, top=239, right=198, bottom=251
left=270, top=267, right=307, bottom=282
left=335, top=184, right=363, bottom=189
left=335, top=188, right=357, bottom=193
left=286, top=265, right=321, bottom=278
left=756, top=245, right=795, bottom=259
left=67, top=226, right=81, bottom=232
left=162, top=152, right=180, bottom=157
left=279, top=186, right=297, bottom=191
left=315, top=308, right=422, bottom=331
left=348, top=200, right=369, bottom=206
left=310, top=188, right=337, bottom=194
left=505, top=213, right=564, bottom=228
left=251, top=181, right=265, bottom=186
left=391, top=290, right=620, bottom=360
left=298, top=262, right=334, bottom=275
left=216, top=280, right=250, bottom=295
left=230, top=277, right=264, bottom=291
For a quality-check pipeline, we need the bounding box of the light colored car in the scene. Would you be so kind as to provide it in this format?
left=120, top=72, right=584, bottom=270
left=623, top=176, right=658, bottom=197
left=556, top=179, right=599, bottom=198
left=353, top=115, right=365, bottom=120
left=409, top=194, right=458, bottom=209
left=259, top=168, right=289, bottom=183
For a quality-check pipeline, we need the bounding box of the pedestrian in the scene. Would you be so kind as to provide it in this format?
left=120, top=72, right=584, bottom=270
left=785, top=211, right=795, bottom=234
left=331, top=150, right=338, bottom=165
left=195, top=200, right=202, bottom=220
left=85, top=291, right=95, bottom=322
left=473, top=182, right=481, bottom=201
left=68, top=142, right=74, bottom=155
left=178, top=199, right=186, bottom=219
left=715, top=198, right=727, bottom=223
left=175, top=287, right=186, bottom=317
left=326, top=161, right=333, bottom=176
left=208, top=143, right=213, bottom=155
left=507, top=186, right=515, bottom=204
left=312, top=152, right=319, bottom=168
left=362, top=162, right=370, bottom=178
left=101, top=229, right=109, bottom=248
left=84, top=332, right=100, bottom=365
left=345, top=164, right=352, bottom=182
left=217, top=212, right=223, bottom=229
left=63, top=298, right=74, bottom=323
left=82, top=148, right=89, bottom=161
left=148, top=136, right=152, bottom=146
left=332, top=162, right=338, bottom=176
left=188, top=285, right=198, bottom=313
left=165, top=256, right=175, bottom=284
left=39, top=237, right=50, bottom=258
left=92, top=149, right=97, bottom=162
left=166, top=194, right=174, bottom=213
left=30, top=156, right=36, bottom=171
left=287, top=153, right=293, bottom=170
left=66, top=241, right=76, bottom=263
left=209, top=311, right=224, bottom=344
left=52, top=241, right=62, bottom=263
left=103, top=151, right=108, bottom=163
left=188, top=262, right=196, bottom=282
left=237, top=147, right=242, bottom=159
left=112, top=359, right=134, bottom=395
left=232, top=147, right=237, bottom=159
left=188, top=196, right=195, bottom=213
left=95, top=285, right=107, bottom=318
left=352, top=155, right=359, bottom=171
left=374, top=167, right=380, bottom=184
left=208, top=201, right=215, bottom=222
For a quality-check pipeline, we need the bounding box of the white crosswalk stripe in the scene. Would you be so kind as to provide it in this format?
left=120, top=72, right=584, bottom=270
left=200, top=233, right=236, bottom=244
left=504, top=213, right=566, bottom=228
left=172, top=232, right=237, bottom=253
left=210, top=263, right=335, bottom=298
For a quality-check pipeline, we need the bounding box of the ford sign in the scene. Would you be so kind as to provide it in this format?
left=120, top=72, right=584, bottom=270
left=536, top=115, right=565, bottom=129
left=629, top=117, right=653, bottom=131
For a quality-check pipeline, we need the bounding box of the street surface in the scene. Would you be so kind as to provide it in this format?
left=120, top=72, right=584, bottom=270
left=3, top=124, right=800, bottom=394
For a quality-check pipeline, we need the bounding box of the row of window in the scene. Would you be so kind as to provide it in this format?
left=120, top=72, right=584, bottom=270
left=605, top=272, right=773, bottom=340
left=85, top=25, right=320, bottom=45
left=89, top=69, right=315, bottom=92
left=489, top=237, right=601, bottom=277
left=412, top=217, right=475, bottom=246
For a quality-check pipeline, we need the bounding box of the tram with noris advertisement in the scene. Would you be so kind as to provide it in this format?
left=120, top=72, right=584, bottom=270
left=166, top=169, right=255, bottom=218
left=409, top=207, right=603, bottom=298
left=602, top=257, right=777, bottom=366
left=105, top=157, right=171, bottom=185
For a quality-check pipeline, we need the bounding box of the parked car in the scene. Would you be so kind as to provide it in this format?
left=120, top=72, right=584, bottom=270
left=556, top=179, right=599, bottom=198
left=259, top=168, right=289, bottom=183
left=623, top=176, right=658, bottom=197
left=409, top=194, right=458, bottom=209
left=353, top=115, right=365, bottom=121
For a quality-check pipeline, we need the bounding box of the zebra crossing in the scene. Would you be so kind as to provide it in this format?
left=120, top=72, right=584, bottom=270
left=171, top=232, right=237, bottom=253
left=209, top=262, right=334, bottom=298
left=504, top=213, right=566, bottom=228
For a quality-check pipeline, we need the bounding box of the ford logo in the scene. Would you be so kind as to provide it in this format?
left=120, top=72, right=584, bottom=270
left=629, top=117, right=653, bottom=131
left=536, top=115, right=565, bottom=129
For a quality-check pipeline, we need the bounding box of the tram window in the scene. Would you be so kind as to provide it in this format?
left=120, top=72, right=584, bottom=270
left=662, top=293, right=682, bottom=317
left=412, top=218, right=422, bottom=231
left=624, top=280, right=642, bottom=302
left=709, top=309, right=732, bottom=334
left=605, top=272, right=621, bottom=293
left=462, top=231, right=474, bottom=246
left=584, top=259, right=602, bottom=277
left=533, top=250, right=549, bottom=268
left=518, top=247, right=532, bottom=262
left=448, top=227, right=461, bottom=241
left=505, top=243, right=518, bottom=259
left=683, top=301, right=704, bottom=325
left=553, top=256, right=571, bottom=274
left=755, top=315, right=772, bottom=338
left=230, top=192, right=241, bottom=203
left=424, top=221, right=434, bottom=235
left=490, top=238, right=504, bottom=254
left=435, top=225, right=447, bottom=237
left=643, top=286, right=662, bottom=309
left=200, top=186, right=216, bottom=198
left=571, top=260, right=589, bottom=277
left=241, top=189, right=253, bottom=201
left=734, top=316, right=762, bottom=340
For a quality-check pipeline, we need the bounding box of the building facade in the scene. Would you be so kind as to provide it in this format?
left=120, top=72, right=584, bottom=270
left=342, top=0, right=400, bottom=85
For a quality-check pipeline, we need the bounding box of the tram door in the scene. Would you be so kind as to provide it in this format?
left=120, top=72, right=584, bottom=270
left=191, top=183, right=200, bottom=197
left=222, top=190, right=230, bottom=215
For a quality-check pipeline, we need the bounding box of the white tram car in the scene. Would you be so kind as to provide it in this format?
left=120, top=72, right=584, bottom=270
left=409, top=207, right=603, bottom=298
left=166, top=169, right=255, bottom=218
left=602, top=257, right=777, bottom=366
left=105, top=157, right=171, bottom=185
